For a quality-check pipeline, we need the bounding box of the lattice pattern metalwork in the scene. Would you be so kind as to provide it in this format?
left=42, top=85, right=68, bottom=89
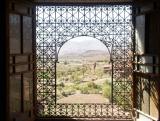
left=36, top=5, right=132, bottom=118
left=40, top=103, right=131, bottom=119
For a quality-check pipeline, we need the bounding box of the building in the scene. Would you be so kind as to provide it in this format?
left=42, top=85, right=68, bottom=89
left=0, top=0, right=160, bottom=121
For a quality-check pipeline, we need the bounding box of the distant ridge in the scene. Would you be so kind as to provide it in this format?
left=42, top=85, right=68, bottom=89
left=59, top=50, right=110, bottom=61
left=80, top=50, right=109, bottom=57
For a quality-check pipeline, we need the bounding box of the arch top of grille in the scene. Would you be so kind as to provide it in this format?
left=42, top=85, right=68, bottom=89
left=36, top=5, right=133, bottom=118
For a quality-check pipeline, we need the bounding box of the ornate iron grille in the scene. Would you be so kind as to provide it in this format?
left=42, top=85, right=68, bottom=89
left=36, top=5, right=132, bottom=119
left=45, top=103, right=130, bottom=118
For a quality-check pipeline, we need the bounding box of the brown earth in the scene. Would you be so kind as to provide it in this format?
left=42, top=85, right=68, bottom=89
left=57, top=94, right=109, bottom=103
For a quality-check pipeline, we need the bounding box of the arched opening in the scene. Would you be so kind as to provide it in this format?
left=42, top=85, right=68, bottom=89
left=57, top=36, right=112, bottom=104
left=36, top=5, right=133, bottom=118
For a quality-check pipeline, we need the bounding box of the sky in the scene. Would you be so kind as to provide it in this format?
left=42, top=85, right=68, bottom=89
left=58, top=36, right=109, bottom=56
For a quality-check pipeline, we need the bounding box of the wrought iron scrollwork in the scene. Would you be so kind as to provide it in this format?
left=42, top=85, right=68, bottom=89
left=36, top=5, right=132, bottom=119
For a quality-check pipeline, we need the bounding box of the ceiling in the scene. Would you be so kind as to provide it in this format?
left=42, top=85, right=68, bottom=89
left=34, top=0, right=133, bottom=4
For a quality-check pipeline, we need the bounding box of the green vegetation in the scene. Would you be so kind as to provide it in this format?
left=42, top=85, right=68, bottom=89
left=78, top=82, right=101, bottom=94
left=56, top=58, right=112, bottom=102
left=102, top=81, right=111, bottom=101
left=37, top=51, right=131, bottom=106
left=37, top=58, right=131, bottom=107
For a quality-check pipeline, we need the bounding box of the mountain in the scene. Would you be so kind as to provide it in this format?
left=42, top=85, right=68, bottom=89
left=58, top=50, right=110, bottom=61
left=58, top=36, right=109, bottom=57
left=80, top=50, right=109, bottom=57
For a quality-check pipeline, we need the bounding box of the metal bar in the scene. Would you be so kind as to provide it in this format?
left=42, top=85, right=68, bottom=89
left=33, top=5, right=38, bottom=118
left=134, top=109, right=158, bottom=121
left=36, top=5, right=133, bottom=118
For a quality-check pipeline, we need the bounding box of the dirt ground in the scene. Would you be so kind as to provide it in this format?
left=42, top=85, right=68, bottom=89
left=57, top=94, right=109, bottom=103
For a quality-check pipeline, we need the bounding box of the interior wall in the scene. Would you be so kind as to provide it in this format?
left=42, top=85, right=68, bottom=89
left=135, top=0, right=160, bottom=55
left=134, top=0, right=160, bottom=119
left=8, top=0, right=35, bottom=121
left=34, top=0, right=132, bottom=3
left=0, top=0, right=9, bottom=121
left=2, top=0, right=159, bottom=120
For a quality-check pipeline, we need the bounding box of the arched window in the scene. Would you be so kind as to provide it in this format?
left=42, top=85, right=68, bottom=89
left=36, top=5, right=132, bottom=119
